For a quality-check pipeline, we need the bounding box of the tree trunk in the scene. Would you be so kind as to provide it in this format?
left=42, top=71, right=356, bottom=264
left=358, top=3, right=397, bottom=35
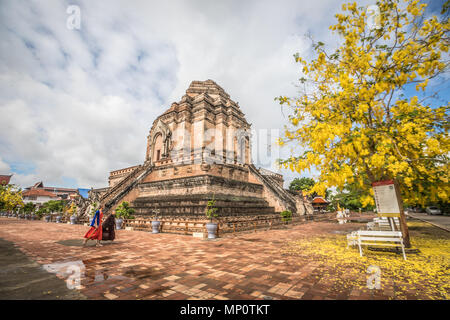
left=393, top=180, right=411, bottom=248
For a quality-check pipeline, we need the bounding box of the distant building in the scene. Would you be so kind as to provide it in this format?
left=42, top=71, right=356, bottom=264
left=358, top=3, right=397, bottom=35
left=24, top=182, right=78, bottom=200
left=22, top=188, right=60, bottom=205
left=312, top=196, right=329, bottom=212
left=0, top=174, right=12, bottom=185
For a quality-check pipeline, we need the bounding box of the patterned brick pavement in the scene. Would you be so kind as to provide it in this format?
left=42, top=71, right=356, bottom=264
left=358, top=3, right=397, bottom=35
left=0, top=217, right=433, bottom=300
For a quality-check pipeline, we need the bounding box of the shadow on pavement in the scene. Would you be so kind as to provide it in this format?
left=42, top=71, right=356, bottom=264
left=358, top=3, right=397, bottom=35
left=56, top=239, right=121, bottom=247
left=0, top=238, right=87, bottom=300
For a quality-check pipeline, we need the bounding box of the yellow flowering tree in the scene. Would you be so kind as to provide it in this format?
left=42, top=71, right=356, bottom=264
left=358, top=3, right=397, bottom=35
left=67, top=202, right=77, bottom=216
left=0, top=184, right=24, bottom=212
left=277, top=0, right=449, bottom=247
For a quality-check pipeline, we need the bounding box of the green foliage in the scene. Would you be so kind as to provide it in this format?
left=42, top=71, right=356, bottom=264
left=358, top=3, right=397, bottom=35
left=36, top=206, right=49, bottom=217
left=22, top=202, right=36, bottom=214
left=328, top=183, right=375, bottom=211
left=280, top=210, right=293, bottom=222
left=34, top=208, right=44, bottom=219
left=289, top=177, right=315, bottom=192
left=205, top=195, right=218, bottom=222
left=115, top=201, right=135, bottom=219
left=290, top=177, right=331, bottom=199
left=46, top=200, right=67, bottom=214
left=35, top=200, right=67, bottom=217
left=90, top=202, right=99, bottom=216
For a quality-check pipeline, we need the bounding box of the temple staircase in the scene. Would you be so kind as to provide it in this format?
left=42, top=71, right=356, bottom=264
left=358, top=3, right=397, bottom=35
left=248, top=165, right=303, bottom=215
left=99, top=162, right=154, bottom=213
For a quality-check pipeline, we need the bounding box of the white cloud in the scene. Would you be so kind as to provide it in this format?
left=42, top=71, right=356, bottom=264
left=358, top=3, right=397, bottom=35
left=0, top=156, right=11, bottom=173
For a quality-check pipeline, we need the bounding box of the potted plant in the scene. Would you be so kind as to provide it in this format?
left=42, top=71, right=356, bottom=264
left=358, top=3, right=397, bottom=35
left=151, top=209, right=161, bottom=234
left=115, top=201, right=135, bottom=230
left=44, top=209, right=51, bottom=222
left=68, top=202, right=78, bottom=225
left=280, top=210, right=292, bottom=225
left=18, top=208, right=24, bottom=219
left=205, top=195, right=219, bottom=239
left=35, top=208, right=43, bottom=220
left=55, top=211, right=62, bottom=223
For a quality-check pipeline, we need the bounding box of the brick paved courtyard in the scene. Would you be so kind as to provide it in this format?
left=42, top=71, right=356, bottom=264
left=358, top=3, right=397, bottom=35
left=0, top=216, right=448, bottom=300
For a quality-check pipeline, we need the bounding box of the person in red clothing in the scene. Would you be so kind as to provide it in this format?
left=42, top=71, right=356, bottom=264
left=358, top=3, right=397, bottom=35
left=83, top=207, right=103, bottom=247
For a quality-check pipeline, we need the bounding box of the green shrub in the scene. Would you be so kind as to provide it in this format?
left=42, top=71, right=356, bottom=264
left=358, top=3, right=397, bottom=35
left=280, top=210, right=292, bottom=223
left=205, top=195, right=218, bottom=222
left=115, top=201, right=135, bottom=219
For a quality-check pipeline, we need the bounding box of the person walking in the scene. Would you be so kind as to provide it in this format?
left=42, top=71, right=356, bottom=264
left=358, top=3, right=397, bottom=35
left=102, top=211, right=116, bottom=241
left=83, top=207, right=103, bottom=247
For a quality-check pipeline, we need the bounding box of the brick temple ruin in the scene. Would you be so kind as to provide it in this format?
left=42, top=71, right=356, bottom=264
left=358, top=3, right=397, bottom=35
left=95, top=80, right=313, bottom=219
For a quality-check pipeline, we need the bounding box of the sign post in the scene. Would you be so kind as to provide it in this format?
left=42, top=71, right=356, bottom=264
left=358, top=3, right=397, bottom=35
left=372, top=180, right=410, bottom=247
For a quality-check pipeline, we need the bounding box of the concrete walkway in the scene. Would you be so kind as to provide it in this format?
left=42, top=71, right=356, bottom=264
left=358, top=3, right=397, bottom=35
left=407, top=212, right=450, bottom=231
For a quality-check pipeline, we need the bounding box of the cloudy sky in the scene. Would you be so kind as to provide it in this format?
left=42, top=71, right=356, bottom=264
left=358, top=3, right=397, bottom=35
left=0, top=0, right=446, bottom=189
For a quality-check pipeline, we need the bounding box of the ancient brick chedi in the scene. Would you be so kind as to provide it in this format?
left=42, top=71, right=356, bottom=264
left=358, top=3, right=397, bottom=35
left=98, top=80, right=311, bottom=217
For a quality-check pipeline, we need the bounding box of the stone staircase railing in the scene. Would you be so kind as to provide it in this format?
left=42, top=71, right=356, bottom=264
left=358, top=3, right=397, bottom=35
left=100, top=162, right=154, bottom=212
left=258, top=167, right=283, bottom=180
left=248, top=165, right=298, bottom=214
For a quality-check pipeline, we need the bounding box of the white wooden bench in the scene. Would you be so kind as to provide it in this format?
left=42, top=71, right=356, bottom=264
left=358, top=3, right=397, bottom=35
left=367, top=217, right=399, bottom=230
left=347, top=231, right=359, bottom=247
left=348, top=230, right=406, bottom=260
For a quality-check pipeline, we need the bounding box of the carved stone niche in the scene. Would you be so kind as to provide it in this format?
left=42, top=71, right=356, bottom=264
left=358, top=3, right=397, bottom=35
left=201, top=163, right=211, bottom=171
left=148, top=119, right=172, bottom=164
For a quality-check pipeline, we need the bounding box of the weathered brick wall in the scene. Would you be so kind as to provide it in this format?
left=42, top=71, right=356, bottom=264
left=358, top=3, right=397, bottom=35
left=108, top=166, right=140, bottom=187
left=142, top=162, right=251, bottom=184
left=138, top=175, right=264, bottom=199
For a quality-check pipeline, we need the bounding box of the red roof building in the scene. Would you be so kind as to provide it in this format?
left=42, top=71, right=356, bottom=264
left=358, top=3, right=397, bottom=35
left=0, top=174, right=12, bottom=185
left=22, top=187, right=60, bottom=205
left=22, top=188, right=59, bottom=198
left=24, top=181, right=78, bottom=200
left=312, top=196, right=329, bottom=212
